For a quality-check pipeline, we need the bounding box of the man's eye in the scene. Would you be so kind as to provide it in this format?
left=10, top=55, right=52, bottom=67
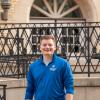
left=48, top=44, right=53, bottom=46
left=43, top=44, right=47, bottom=46
left=42, top=44, right=53, bottom=46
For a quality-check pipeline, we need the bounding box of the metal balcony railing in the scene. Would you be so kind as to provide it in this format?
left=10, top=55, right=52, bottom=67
left=0, top=21, right=100, bottom=78
left=0, top=85, right=7, bottom=100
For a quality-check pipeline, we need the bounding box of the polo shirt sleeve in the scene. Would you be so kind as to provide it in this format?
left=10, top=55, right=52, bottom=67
left=25, top=64, right=34, bottom=100
left=63, top=61, right=74, bottom=94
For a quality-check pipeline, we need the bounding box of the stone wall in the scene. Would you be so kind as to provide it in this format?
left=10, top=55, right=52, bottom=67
left=0, top=0, right=100, bottom=23
left=0, top=77, right=100, bottom=100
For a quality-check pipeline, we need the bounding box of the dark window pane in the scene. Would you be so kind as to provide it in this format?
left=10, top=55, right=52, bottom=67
left=32, top=28, right=37, bottom=34
left=32, top=36, right=37, bottom=43
left=68, top=28, right=73, bottom=35
left=68, top=45, right=73, bottom=52
left=61, top=46, right=67, bottom=54
left=92, top=47, right=97, bottom=53
left=74, top=45, right=79, bottom=52
left=22, top=48, right=27, bottom=55
left=74, top=28, right=79, bottom=35
left=62, top=28, right=66, bottom=35
left=68, top=37, right=73, bottom=44
left=32, top=45, right=37, bottom=53
left=75, top=37, right=79, bottom=44
left=61, top=37, right=67, bottom=44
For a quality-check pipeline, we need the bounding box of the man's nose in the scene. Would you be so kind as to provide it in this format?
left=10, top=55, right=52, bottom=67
left=45, top=45, right=50, bottom=48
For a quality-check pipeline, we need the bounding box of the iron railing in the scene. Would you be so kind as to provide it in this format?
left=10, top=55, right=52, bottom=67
left=0, top=22, right=100, bottom=78
left=0, top=85, right=7, bottom=100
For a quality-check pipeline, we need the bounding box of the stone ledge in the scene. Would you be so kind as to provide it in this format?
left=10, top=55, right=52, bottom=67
left=0, top=78, right=26, bottom=88
left=0, top=77, right=100, bottom=88
left=75, top=77, right=100, bottom=87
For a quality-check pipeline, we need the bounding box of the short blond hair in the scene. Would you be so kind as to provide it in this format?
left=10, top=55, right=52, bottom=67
left=40, top=35, right=56, bottom=44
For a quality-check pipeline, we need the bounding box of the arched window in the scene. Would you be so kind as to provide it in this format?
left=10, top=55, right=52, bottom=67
left=30, top=0, right=83, bottom=18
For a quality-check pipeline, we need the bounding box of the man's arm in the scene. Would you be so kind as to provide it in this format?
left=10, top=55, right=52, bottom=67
left=63, top=61, right=74, bottom=99
left=65, top=94, right=73, bottom=100
left=25, top=65, right=34, bottom=100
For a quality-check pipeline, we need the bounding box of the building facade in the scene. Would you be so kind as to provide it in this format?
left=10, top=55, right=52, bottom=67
left=0, top=1, right=100, bottom=100
left=0, top=0, right=100, bottom=23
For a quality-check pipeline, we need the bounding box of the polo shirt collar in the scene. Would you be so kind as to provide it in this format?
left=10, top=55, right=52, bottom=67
left=39, top=54, right=57, bottom=64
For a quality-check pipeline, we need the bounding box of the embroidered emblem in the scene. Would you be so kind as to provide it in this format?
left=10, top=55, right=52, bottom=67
left=50, top=65, right=56, bottom=71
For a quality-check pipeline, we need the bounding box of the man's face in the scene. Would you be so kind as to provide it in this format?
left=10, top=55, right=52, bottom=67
left=40, top=39, right=56, bottom=55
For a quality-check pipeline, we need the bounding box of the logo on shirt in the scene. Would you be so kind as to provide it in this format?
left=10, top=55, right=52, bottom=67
left=50, top=65, right=56, bottom=71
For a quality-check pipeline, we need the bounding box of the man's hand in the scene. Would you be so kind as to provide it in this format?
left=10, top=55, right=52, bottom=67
left=65, top=94, right=73, bottom=100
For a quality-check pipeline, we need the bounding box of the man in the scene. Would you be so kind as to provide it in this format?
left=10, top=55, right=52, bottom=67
left=25, top=35, right=74, bottom=100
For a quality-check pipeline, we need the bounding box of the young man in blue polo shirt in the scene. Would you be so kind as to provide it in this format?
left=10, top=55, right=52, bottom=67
left=25, top=35, right=74, bottom=100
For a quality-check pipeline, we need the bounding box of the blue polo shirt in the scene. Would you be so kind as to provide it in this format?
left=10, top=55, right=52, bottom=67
left=25, top=54, right=74, bottom=100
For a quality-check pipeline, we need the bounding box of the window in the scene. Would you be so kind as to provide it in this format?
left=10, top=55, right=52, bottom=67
left=60, top=28, right=80, bottom=54
left=30, top=0, right=83, bottom=18
left=31, top=27, right=80, bottom=54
